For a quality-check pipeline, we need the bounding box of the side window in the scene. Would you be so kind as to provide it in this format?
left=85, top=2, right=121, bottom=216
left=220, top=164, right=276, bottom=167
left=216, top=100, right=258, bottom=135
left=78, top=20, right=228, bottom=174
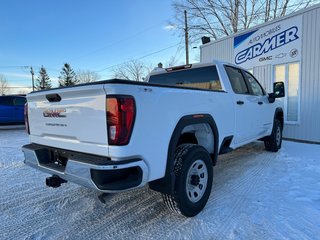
left=225, top=66, right=249, bottom=94
left=0, top=97, right=13, bottom=106
left=13, top=97, right=26, bottom=106
left=243, top=71, right=265, bottom=96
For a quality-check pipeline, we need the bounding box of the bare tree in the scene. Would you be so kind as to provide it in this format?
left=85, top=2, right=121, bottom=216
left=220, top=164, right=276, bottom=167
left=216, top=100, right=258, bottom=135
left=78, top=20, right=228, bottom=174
left=112, top=60, right=152, bottom=82
left=165, top=55, right=179, bottom=67
left=18, top=90, right=30, bottom=95
left=0, top=74, right=9, bottom=95
left=77, top=70, right=100, bottom=83
left=171, top=0, right=313, bottom=42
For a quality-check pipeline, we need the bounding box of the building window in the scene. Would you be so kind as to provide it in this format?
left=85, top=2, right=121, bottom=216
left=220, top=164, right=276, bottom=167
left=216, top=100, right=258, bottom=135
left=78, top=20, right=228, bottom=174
left=274, top=62, right=300, bottom=123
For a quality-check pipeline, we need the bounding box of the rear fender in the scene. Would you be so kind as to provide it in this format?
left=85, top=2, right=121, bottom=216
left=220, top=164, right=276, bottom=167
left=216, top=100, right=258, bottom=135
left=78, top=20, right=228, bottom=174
left=149, top=114, right=219, bottom=194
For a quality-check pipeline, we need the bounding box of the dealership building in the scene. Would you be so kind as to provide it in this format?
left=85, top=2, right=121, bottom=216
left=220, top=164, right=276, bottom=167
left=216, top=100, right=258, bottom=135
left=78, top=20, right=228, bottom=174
left=200, top=4, right=320, bottom=143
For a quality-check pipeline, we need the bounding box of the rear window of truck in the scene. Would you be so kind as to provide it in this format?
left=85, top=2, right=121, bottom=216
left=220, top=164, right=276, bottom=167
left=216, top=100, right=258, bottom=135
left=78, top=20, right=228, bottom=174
left=149, top=66, right=222, bottom=91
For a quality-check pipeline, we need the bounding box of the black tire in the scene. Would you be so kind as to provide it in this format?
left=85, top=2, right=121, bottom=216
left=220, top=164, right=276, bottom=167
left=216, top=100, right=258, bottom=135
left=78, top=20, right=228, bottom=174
left=162, top=144, right=213, bottom=217
left=264, top=119, right=282, bottom=152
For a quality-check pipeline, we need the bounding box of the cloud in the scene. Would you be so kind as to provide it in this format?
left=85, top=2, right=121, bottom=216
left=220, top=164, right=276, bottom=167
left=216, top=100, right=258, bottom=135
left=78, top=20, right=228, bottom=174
left=163, top=24, right=177, bottom=31
left=50, top=77, right=59, bottom=84
left=2, top=72, right=31, bottom=79
left=6, top=84, right=33, bottom=94
left=2, top=71, right=59, bottom=85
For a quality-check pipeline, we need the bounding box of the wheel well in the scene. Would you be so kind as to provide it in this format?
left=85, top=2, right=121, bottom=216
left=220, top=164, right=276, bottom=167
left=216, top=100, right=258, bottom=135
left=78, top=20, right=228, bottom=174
left=177, top=123, right=214, bottom=155
left=149, top=114, right=219, bottom=195
left=177, top=132, right=198, bottom=145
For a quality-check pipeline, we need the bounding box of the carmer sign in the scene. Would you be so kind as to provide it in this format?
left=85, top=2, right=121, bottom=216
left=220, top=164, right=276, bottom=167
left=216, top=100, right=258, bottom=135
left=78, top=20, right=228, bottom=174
left=233, top=15, right=302, bottom=68
left=235, top=27, right=299, bottom=64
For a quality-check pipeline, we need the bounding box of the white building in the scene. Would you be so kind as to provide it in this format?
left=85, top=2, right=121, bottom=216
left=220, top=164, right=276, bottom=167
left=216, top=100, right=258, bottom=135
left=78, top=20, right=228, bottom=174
left=200, top=4, right=320, bottom=143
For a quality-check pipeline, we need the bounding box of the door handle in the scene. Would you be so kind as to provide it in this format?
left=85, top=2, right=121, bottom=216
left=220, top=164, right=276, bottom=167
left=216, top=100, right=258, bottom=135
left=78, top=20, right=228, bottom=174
left=236, top=101, right=244, bottom=105
left=258, top=101, right=263, bottom=105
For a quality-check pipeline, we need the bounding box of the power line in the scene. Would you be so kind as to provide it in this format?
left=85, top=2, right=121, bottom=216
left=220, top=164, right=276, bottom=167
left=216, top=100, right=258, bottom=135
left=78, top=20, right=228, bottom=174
left=67, top=20, right=168, bottom=64
left=95, top=42, right=180, bottom=73
left=172, top=38, right=184, bottom=61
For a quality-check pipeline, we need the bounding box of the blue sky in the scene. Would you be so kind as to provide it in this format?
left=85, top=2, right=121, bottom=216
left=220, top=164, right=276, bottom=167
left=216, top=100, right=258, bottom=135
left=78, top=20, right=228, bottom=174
left=0, top=0, right=197, bottom=92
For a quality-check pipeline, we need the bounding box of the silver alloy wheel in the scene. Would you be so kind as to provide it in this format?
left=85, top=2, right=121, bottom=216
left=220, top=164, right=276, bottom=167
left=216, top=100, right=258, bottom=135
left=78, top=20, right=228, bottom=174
left=276, top=126, right=281, bottom=146
left=186, top=159, right=208, bottom=203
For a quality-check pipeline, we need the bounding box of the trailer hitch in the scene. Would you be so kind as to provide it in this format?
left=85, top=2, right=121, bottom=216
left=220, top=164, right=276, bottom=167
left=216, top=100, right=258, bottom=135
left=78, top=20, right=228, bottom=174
left=46, top=175, right=67, bottom=188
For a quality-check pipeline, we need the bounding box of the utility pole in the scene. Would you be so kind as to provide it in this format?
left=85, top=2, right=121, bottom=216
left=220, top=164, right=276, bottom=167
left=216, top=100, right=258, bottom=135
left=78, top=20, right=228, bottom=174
left=30, top=67, right=35, bottom=91
left=184, top=10, right=189, bottom=65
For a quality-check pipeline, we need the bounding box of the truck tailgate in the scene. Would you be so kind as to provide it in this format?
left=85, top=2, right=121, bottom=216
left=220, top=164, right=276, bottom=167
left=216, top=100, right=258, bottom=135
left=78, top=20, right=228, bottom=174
left=27, top=85, right=108, bottom=155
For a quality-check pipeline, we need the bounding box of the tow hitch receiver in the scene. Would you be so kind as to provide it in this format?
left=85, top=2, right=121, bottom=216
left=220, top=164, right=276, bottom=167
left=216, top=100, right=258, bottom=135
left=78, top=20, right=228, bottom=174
left=46, top=175, right=67, bottom=188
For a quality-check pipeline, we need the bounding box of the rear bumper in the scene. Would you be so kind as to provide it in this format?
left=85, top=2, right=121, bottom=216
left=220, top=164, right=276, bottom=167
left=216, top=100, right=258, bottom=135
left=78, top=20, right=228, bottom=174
left=22, top=144, right=149, bottom=193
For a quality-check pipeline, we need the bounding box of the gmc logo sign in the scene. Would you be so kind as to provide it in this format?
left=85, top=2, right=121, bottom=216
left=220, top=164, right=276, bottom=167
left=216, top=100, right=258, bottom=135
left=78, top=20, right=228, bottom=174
left=43, top=109, right=66, bottom=118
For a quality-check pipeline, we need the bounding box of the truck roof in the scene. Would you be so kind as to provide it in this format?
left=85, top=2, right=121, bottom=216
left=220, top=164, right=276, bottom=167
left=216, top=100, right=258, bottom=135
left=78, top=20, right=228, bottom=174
left=148, top=59, right=243, bottom=77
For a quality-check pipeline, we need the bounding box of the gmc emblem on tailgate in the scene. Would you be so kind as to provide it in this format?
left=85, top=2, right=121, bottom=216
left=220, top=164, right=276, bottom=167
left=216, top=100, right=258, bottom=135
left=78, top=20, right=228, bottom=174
left=43, top=109, right=66, bottom=118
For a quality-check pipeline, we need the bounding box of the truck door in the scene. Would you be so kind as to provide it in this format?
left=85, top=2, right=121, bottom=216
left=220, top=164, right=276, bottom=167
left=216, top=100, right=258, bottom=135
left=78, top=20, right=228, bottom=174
left=242, top=71, right=273, bottom=136
left=225, top=66, right=260, bottom=144
left=12, top=96, right=26, bottom=123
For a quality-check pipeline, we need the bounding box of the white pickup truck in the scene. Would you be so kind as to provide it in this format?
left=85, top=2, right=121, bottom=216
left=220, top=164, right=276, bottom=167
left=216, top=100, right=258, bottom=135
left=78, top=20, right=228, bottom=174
left=22, top=60, right=285, bottom=217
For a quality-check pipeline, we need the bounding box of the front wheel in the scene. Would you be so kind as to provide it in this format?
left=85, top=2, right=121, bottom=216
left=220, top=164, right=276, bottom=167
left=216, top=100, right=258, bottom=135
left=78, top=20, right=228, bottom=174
left=162, top=144, right=213, bottom=217
left=264, top=119, right=282, bottom=152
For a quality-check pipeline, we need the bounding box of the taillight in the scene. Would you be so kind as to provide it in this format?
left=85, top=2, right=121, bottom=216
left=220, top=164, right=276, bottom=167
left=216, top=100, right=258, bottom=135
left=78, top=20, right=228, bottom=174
left=106, top=95, right=136, bottom=145
left=24, top=103, right=30, bottom=134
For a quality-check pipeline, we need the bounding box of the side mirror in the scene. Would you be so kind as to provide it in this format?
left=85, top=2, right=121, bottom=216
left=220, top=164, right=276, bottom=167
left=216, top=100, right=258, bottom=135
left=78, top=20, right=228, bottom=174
left=268, top=81, right=285, bottom=103
left=273, top=81, right=285, bottom=98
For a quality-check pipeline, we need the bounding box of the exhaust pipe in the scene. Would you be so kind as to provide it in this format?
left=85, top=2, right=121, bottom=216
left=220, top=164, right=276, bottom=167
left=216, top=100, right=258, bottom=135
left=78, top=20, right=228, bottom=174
left=98, top=193, right=112, bottom=204
left=98, top=193, right=108, bottom=204
left=46, top=175, right=67, bottom=188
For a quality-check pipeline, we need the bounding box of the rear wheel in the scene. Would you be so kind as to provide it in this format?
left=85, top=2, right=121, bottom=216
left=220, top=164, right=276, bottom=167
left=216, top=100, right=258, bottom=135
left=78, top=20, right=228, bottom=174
left=162, top=144, right=213, bottom=217
left=264, top=119, right=282, bottom=152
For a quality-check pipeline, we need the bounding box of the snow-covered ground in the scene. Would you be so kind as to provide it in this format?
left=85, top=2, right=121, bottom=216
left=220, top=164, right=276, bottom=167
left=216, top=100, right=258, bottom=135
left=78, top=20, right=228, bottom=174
left=1, top=129, right=319, bottom=240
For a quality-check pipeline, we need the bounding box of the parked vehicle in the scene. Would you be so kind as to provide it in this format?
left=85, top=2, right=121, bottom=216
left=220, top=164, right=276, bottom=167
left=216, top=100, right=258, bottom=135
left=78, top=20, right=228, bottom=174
left=22, top=60, right=285, bottom=217
left=0, top=95, right=26, bottom=125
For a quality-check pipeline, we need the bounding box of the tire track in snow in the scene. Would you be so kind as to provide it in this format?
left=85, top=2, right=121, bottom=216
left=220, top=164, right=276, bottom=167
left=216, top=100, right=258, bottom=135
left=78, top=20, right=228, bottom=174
left=72, top=189, right=164, bottom=240
left=210, top=149, right=276, bottom=239
left=2, top=130, right=320, bottom=240
left=206, top=148, right=269, bottom=205
left=1, top=186, right=96, bottom=239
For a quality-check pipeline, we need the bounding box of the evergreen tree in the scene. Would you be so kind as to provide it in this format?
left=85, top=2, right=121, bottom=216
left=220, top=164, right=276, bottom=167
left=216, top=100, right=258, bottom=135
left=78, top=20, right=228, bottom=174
left=35, top=66, right=52, bottom=90
left=58, top=63, right=79, bottom=87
